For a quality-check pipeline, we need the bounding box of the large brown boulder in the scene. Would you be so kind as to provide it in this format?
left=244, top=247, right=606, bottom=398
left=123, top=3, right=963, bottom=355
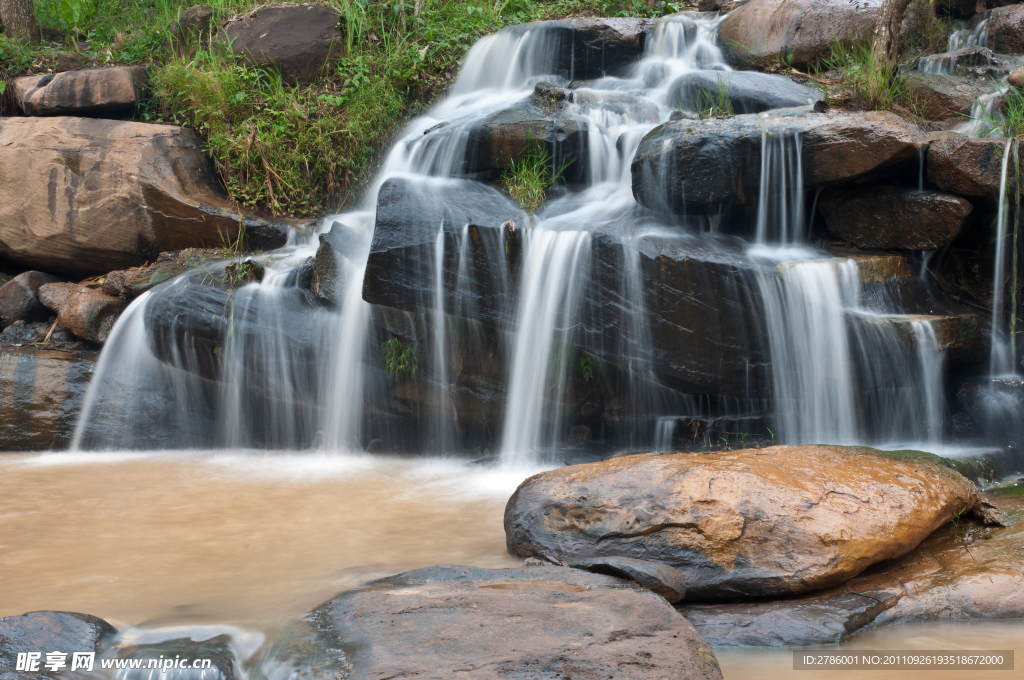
left=631, top=110, right=919, bottom=215
left=0, top=348, right=97, bottom=450
left=927, top=133, right=1015, bottom=200
left=985, top=4, right=1024, bottom=53
left=505, top=446, right=980, bottom=600
left=819, top=186, right=973, bottom=249
left=297, top=564, right=723, bottom=680
left=38, top=283, right=127, bottom=344
left=11, top=66, right=147, bottom=117
left=218, top=5, right=344, bottom=84
left=0, top=117, right=288, bottom=279
left=680, top=493, right=1024, bottom=646
left=903, top=72, right=992, bottom=121
left=718, top=0, right=881, bottom=70
left=0, top=271, right=62, bottom=329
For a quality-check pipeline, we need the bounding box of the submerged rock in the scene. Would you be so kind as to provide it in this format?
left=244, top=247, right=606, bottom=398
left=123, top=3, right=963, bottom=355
left=669, top=70, right=819, bottom=114
left=0, top=117, right=288, bottom=278
left=0, top=271, right=62, bottom=329
left=217, top=5, right=344, bottom=84
left=505, top=446, right=980, bottom=600
left=681, top=503, right=1024, bottom=645
left=927, top=133, right=1016, bottom=201
left=819, top=186, right=972, bottom=250
left=0, top=347, right=96, bottom=450
left=631, top=110, right=919, bottom=216
left=298, top=564, right=722, bottom=679
left=11, top=66, right=148, bottom=117
left=718, top=0, right=882, bottom=70
left=0, top=611, right=115, bottom=677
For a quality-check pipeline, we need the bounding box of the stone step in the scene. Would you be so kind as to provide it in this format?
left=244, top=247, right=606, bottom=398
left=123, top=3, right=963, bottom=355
left=774, top=254, right=911, bottom=284
left=853, top=312, right=980, bottom=351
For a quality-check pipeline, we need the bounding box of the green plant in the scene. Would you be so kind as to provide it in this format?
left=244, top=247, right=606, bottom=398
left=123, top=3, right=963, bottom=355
left=823, top=41, right=905, bottom=110
left=382, top=338, right=418, bottom=379
left=694, top=76, right=733, bottom=118
left=500, top=140, right=572, bottom=213
left=577, top=352, right=594, bottom=382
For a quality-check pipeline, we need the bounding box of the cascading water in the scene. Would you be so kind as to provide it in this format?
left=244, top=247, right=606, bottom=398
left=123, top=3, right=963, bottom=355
left=990, top=139, right=1016, bottom=377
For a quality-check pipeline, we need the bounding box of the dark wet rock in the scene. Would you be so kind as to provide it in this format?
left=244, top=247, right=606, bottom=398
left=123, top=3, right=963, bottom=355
left=985, top=4, right=1024, bottom=53
left=313, top=221, right=363, bottom=306
left=569, top=556, right=687, bottom=603
left=632, top=110, right=919, bottom=215
left=508, top=17, right=655, bottom=81
left=462, top=83, right=588, bottom=183
left=916, top=47, right=998, bottom=76
left=102, top=249, right=222, bottom=300
left=0, top=321, right=76, bottom=348
left=37, top=283, right=127, bottom=344
left=222, top=259, right=265, bottom=287
left=166, top=5, right=214, bottom=59
left=927, top=133, right=1016, bottom=201
left=363, top=177, right=526, bottom=327
left=0, top=272, right=62, bottom=329
left=218, top=5, right=344, bottom=84
left=718, top=0, right=883, bottom=70
left=505, top=446, right=979, bottom=600
left=114, top=634, right=235, bottom=680
left=819, top=186, right=972, bottom=250
left=681, top=507, right=1024, bottom=646
left=0, top=117, right=288, bottom=278
left=0, top=611, right=115, bottom=677
left=297, top=564, right=723, bottom=680
left=669, top=70, right=819, bottom=114
left=957, top=375, right=1024, bottom=445
left=903, top=72, right=992, bottom=121
left=11, top=66, right=148, bottom=117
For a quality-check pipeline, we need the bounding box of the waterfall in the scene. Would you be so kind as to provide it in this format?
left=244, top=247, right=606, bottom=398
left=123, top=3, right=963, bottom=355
left=990, top=139, right=1015, bottom=376
left=917, top=13, right=990, bottom=75
left=500, top=230, right=591, bottom=464
left=754, top=129, right=805, bottom=244
left=911, top=321, right=945, bottom=443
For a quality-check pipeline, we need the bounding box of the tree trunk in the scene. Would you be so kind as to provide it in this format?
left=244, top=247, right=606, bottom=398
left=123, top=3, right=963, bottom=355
left=872, top=0, right=913, bottom=67
left=0, top=0, right=40, bottom=43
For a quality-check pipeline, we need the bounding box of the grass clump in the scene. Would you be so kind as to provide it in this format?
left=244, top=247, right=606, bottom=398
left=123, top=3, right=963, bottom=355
left=381, top=337, right=418, bottom=380
left=822, top=41, right=905, bottom=111
left=695, top=76, right=732, bottom=118
left=501, top=141, right=570, bottom=214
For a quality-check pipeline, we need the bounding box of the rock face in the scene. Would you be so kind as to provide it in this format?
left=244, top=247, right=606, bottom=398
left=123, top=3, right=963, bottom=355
left=927, top=133, right=1016, bottom=200
left=299, top=564, right=723, bottom=680
left=681, top=501, right=1024, bottom=646
left=218, top=5, right=344, bottom=84
left=0, top=611, right=115, bottom=677
left=669, top=70, right=819, bottom=114
left=11, top=66, right=147, bottom=117
left=0, top=347, right=96, bottom=450
left=903, top=72, right=992, bottom=121
left=38, top=283, right=127, bottom=344
left=0, top=271, right=62, bottom=329
left=0, top=117, right=288, bottom=278
left=505, top=446, right=980, bottom=600
left=631, top=111, right=919, bottom=216
left=819, top=186, right=972, bottom=250
left=718, top=0, right=881, bottom=70
left=985, top=4, right=1024, bottom=54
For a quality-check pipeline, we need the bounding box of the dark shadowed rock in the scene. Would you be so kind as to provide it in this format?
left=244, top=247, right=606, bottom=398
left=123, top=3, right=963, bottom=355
left=927, top=133, right=1016, bottom=200
left=819, top=186, right=972, bottom=249
left=985, top=4, right=1024, bottom=53
left=903, top=72, right=992, bottom=121
left=298, top=564, right=722, bottom=680
left=218, top=5, right=344, bottom=84
left=0, top=611, right=115, bottom=677
left=631, top=110, right=919, bottom=215
left=505, top=446, right=979, bottom=600
left=669, top=70, right=818, bottom=114
left=0, top=117, right=288, bottom=278
left=569, top=556, right=687, bottom=603
left=0, top=321, right=75, bottom=347
left=0, top=348, right=96, bottom=450
left=11, top=66, right=147, bottom=117
left=957, top=375, right=1024, bottom=446
left=681, top=502, right=1024, bottom=645
left=0, top=271, right=62, bottom=329
left=166, top=5, right=214, bottom=58
left=718, top=0, right=882, bottom=70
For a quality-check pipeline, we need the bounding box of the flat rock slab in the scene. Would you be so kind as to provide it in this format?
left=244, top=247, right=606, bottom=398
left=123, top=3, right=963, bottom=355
left=300, top=564, right=723, bottom=680
left=680, top=498, right=1024, bottom=646
left=0, top=611, right=115, bottom=678
left=505, top=446, right=979, bottom=600
left=12, top=67, right=147, bottom=117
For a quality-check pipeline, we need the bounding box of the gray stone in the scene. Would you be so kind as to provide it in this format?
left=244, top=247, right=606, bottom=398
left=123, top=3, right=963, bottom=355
left=0, top=272, right=62, bottom=329
left=569, top=556, right=687, bottom=603
left=0, top=611, right=115, bottom=677
left=669, top=70, right=819, bottom=114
